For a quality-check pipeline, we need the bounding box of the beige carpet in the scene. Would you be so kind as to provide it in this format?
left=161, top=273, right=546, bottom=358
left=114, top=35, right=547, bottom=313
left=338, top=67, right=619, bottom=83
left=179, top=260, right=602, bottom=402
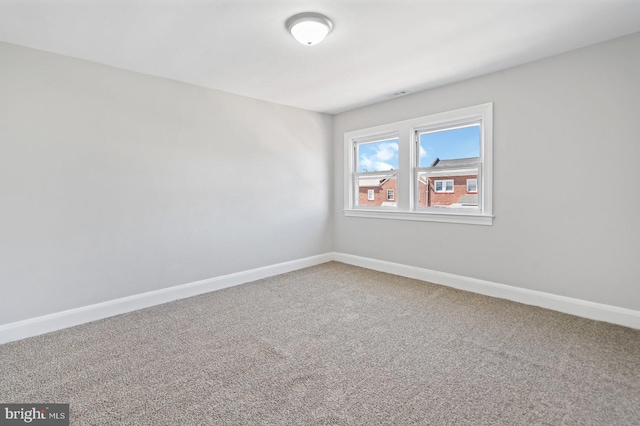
left=1, top=262, right=639, bottom=425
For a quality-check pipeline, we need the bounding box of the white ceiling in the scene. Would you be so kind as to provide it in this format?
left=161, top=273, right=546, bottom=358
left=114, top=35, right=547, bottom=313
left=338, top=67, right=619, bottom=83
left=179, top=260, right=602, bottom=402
left=1, top=1, right=640, bottom=114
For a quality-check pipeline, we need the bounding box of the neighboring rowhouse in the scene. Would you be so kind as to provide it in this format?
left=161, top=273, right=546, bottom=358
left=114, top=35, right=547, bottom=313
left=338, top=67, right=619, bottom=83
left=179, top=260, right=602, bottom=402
left=418, top=157, right=479, bottom=208
left=358, top=176, right=397, bottom=207
left=358, top=157, right=478, bottom=208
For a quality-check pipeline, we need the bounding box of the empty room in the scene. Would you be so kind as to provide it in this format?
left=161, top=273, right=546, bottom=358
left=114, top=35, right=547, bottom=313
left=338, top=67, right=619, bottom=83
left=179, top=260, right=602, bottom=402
left=1, top=1, right=640, bottom=424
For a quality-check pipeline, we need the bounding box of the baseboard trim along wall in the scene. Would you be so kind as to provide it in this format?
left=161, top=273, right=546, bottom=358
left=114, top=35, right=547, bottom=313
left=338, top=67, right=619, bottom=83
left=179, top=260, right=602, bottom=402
left=0, top=253, right=333, bottom=345
left=2, top=251, right=639, bottom=344
left=333, top=252, right=640, bottom=330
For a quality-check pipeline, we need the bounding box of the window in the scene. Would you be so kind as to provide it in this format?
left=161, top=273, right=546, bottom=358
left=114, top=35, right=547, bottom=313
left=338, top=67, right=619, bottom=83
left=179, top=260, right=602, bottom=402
left=353, top=136, right=398, bottom=208
left=416, top=123, right=480, bottom=209
left=387, top=189, right=395, bottom=200
left=344, top=103, right=492, bottom=225
left=434, top=180, right=454, bottom=193
left=467, top=178, right=478, bottom=193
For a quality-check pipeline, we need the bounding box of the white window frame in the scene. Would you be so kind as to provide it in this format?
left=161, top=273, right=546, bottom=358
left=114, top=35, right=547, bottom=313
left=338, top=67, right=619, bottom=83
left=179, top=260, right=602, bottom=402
left=386, top=189, right=394, bottom=201
left=434, top=179, right=454, bottom=193
left=344, top=103, right=493, bottom=225
left=367, top=189, right=375, bottom=201
left=350, top=132, right=399, bottom=211
left=467, top=178, right=478, bottom=193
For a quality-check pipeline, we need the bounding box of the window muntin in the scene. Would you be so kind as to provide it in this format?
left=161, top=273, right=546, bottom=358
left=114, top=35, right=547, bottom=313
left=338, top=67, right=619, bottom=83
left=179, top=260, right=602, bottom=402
left=344, top=103, right=492, bottom=225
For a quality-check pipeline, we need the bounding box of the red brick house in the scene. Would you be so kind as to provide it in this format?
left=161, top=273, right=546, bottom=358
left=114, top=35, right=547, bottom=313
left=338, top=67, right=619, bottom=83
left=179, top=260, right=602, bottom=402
left=358, top=176, right=397, bottom=206
left=418, top=157, right=478, bottom=208
left=357, top=157, right=478, bottom=208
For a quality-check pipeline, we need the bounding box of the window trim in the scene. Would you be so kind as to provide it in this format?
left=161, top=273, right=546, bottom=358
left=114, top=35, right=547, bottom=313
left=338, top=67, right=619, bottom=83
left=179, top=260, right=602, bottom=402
left=344, top=103, right=493, bottom=226
left=367, top=189, right=375, bottom=201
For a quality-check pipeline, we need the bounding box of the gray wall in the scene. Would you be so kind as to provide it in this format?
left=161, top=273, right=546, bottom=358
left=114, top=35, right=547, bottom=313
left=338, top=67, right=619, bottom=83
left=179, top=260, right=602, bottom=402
left=333, top=32, right=640, bottom=311
left=0, top=42, right=333, bottom=325
left=2, top=31, right=639, bottom=326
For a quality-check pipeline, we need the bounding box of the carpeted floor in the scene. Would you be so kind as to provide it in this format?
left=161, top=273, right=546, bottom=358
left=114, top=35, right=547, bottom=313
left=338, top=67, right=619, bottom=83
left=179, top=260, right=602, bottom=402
left=1, top=262, right=639, bottom=425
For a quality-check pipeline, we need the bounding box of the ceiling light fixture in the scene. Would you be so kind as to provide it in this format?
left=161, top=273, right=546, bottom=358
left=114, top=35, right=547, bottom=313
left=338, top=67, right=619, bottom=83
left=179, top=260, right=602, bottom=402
left=286, top=12, right=333, bottom=46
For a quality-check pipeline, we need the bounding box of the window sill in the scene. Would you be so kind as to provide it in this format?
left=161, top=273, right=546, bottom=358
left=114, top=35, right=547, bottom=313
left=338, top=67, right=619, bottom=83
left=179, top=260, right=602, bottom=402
left=344, top=209, right=493, bottom=225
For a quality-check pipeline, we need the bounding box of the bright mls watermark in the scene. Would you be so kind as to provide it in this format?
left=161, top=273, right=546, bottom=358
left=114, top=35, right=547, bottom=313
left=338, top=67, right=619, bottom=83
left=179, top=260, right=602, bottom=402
left=0, top=404, right=68, bottom=425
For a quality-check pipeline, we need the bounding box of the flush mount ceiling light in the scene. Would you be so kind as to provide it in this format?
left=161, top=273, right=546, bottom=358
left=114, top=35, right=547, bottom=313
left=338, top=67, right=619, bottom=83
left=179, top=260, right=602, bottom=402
left=286, top=12, right=333, bottom=46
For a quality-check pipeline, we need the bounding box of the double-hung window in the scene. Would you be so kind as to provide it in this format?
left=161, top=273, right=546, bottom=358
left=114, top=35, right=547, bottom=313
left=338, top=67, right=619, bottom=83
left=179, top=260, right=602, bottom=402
left=344, top=103, right=493, bottom=225
left=352, top=134, right=399, bottom=208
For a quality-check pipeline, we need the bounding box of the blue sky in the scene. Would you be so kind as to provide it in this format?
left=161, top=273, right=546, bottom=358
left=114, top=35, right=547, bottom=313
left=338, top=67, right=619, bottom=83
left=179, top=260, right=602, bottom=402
left=419, top=125, right=480, bottom=167
left=357, top=125, right=480, bottom=172
left=357, top=138, right=398, bottom=172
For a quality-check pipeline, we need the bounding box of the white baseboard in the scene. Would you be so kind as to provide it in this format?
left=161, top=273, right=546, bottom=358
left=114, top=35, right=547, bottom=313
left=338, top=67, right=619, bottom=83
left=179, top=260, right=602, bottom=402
left=3, top=251, right=638, bottom=345
left=0, top=253, right=333, bottom=344
left=333, top=252, right=640, bottom=330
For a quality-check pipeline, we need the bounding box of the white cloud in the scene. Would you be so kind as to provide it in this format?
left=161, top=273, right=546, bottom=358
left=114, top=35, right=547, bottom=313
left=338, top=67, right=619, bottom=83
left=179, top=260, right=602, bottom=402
left=359, top=142, right=398, bottom=171
left=374, top=142, right=398, bottom=161
left=360, top=157, right=393, bottom=171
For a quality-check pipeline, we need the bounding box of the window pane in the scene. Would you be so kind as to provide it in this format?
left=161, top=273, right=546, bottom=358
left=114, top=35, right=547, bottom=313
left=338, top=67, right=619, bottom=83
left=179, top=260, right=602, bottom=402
left=417, top=170, right=479, bottom=208
left=357, top=138, right=399, bottom=172
left=356, top=174, right=397, bottom=207
left=467, top=179, right=478, bottom=193
left=419, top=125, right=480, bottom=168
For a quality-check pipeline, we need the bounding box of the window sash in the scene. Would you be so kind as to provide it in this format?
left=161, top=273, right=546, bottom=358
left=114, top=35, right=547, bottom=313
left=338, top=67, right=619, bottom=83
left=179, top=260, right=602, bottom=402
left=353, top=134, right=399, bottom=173
left=353, top=171, right=398, bottom=209
left=415, top=121, right=481, bottom=169
left=415, top=165, right=481, bottom=212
